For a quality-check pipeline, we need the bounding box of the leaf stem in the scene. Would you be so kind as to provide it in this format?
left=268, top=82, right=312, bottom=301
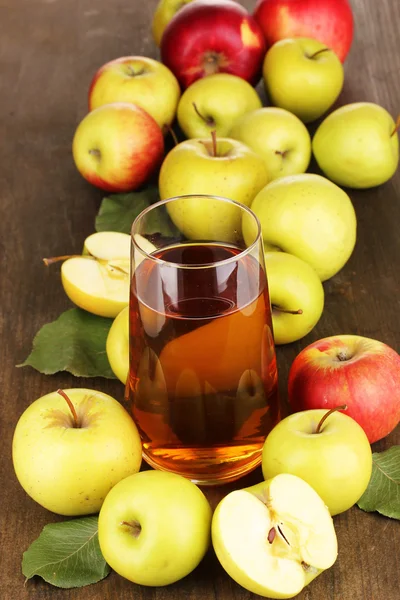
left=308, top=48, right=331, bottom=60
left=391, top=115, right=400, bottom=137
left=43, top=255, right=86, bottom=266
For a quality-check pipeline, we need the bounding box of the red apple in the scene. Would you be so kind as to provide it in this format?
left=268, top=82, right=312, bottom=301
left=72, top=103, right=164, bottom=193
left=160, top=0, right=266, bottom=89
left=253, top=0, right=353, bottom=62
left=288, top=335, right=400, bottom=443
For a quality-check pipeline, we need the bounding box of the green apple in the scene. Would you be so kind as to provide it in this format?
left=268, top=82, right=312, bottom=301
left=12, top=388, right=142, bottom=516
left=230, top=107, right=311, bottom=181
left=98, top=470, right=212, bottom=586
left=263, top=37, right=344, bottom=123
left=159, top=137, right=269, bottom=242
left=152, top=0, right=194, bottom=46
left=177, top=73, right=262, bottom=139
left=88, top=56, right=181, bottom=131
left=313, top=102, right=399, bottom=188
left=106, top=306, right=129, bottom=384
left=248, top=174, right=357, bottom=281
left=60, top=231, right=131, bottom=318
left=262, top=408, right=373, bottom=516
left=212, top=473, right=337, bottom=599
left=265, top=252, right=324, bottom=345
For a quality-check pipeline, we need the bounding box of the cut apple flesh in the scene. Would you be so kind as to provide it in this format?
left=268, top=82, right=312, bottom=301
left=61, top=231, right=131, bottom=318
left=212, top=473, right=337, bottom=599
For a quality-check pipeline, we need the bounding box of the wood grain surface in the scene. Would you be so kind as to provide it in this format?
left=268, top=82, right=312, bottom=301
left=1, top=0, right=399, bottom=599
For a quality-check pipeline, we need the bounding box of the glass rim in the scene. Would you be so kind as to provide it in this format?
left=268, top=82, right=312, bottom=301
left=130, top=194, right=262, bottom=270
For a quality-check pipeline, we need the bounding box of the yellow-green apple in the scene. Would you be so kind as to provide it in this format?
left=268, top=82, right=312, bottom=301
left=288, top=335, right=400, bottom=443
left=159, top=137, right=269, bottom=242
left=265, top=252, right=324, bottom=345
left=247, top=174, right=357, bottom=281
left=253, top=0, right=354, bottom=62
left=262, top=408, right=372, bottom=515
left=152, top=0, right=195, bottom=46
left=98, top=470, right=212, bottom=586
left=263, top=38, right=344, bottom=123
left=12, top=388, right=142, bottom=516
left=230, top=107, right=311, bottom=180
left=177, top=73, right=262, bottom=138
left=107, top=306, right=129, bottom=384
left=72, top=103, right=164, bottom=192
left=212, top=473, right=337, bottom=599
left=160, top=0, right=266, bottom=89
left=88, top=56, right=180, bottom=131
left=312, top=102, right=399, bottom=188
left=59, top=231, right=131, bottom=318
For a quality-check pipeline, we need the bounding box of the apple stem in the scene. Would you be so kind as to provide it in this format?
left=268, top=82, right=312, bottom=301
left=192, top=102, right=215, bottom=127
left=57, top=389, right=79, bottom=428
left=315, top=404, right=348, bottom=434
left=267, top=527, right=276, bottom=543
left=121, top=520, right=142, bottom=538
left=211, top=129, right=218, bottom=158
left=164, top=123, right=179, bottom=146
left=43, top=254, right=85, bottom=266
left=390, top=115, right=400, bottom=137
left=272, top=305, right=303, bottom=315
left=308, top=47, right=331, bottom=60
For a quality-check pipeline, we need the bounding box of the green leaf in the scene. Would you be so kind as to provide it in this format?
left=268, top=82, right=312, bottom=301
left=22, top=516, right=110, bottom=589
left=95, top=186, right=179, bottom=238
left=19, top=308, right=116, bottom=379
left=357, top=446, right=400, bottom=519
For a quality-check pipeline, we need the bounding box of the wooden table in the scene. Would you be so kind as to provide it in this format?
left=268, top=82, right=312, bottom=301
left=1, top=0, right=399, bottom=598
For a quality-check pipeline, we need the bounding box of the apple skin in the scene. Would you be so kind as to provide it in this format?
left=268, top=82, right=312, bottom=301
left=177, top=73, right=262, bottom=139
left=247, top=174, right=357, bottom=281
left=265, top=252, right=324, bottom=345
left=152, top=0, right=195, bottom=46
left=12, top=389, right=142, bottom=516
left=288, top=335, right=400, bottom=443
left=98, top=470, right=212, bottom=586
left=159, top=138, right=269, bottom=242
left=312, top=102, right=399, bottom=188
left=262, top=409, right=373, bottom=515
left=253, top=0, right=354, bottom=63
left=72, top=103, right=164, bottom=193
left=263, top=37, right=344, bottom=123
left=230, top=107, right=311, bottom=180
left=160, top=0, right=266, bottom=89
left=88, top=56, right=180, bottom=131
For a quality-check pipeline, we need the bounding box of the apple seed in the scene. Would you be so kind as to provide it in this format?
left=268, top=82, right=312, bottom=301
left=267, top=527, right=276, bottom=543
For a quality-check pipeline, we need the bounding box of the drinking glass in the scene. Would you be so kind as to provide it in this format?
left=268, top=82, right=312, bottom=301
left=128, top=195, right=279, bottom=485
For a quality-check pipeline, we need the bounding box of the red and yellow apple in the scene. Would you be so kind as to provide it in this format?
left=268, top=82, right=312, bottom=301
left=88, top=56, right=180, bottom=131
left=288, top=335, right=400, bottom=443
left=72, top=103, right=164, bottom=192
left=253, top=0, right=354, bottom=62
left=161, top=0, right=266, bottom=89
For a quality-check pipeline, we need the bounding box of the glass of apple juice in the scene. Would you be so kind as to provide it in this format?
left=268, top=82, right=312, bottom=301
left=128, top=195, right=280, bottom=485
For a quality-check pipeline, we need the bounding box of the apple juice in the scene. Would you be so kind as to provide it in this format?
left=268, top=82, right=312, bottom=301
left=128, top=242, right=279, bottom=484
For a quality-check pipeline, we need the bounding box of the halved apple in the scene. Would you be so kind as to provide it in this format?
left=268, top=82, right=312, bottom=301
left=61, top=231, right=131, bottom=318
left=212, top=473, right=337, bottom=599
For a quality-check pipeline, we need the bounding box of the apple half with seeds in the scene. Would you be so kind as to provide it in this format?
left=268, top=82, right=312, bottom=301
left=212, top=473, right=337, bottom=599
left=60, top=231, right=131, bottom=318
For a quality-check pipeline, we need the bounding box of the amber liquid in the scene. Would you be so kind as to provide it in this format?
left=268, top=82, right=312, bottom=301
left=129, top=243, right=279, bottom=484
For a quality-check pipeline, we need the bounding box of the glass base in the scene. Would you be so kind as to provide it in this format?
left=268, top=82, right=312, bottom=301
left=141, top=446, right=263, bottom=486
